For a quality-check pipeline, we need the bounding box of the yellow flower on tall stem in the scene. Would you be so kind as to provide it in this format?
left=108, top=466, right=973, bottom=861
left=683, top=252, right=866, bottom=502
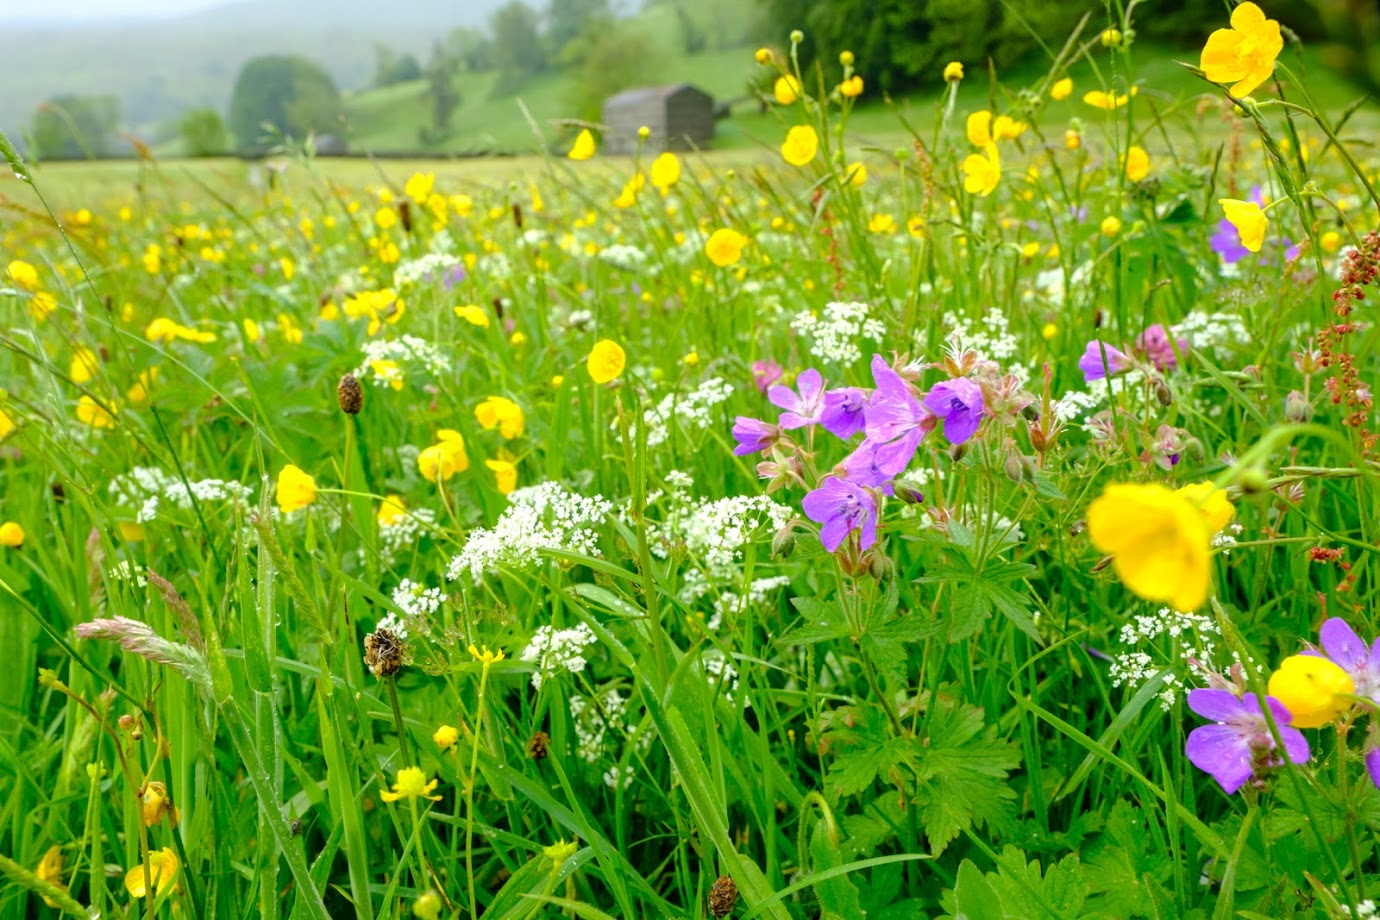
left=275, top=464, right=317, bottom=512
left=780, top=125, right=818, bottom=166
left=1219, top=199, right=1269, bottom=252
left=380, top=766, right=442, bottom=803
left=1086, top=483, right=1215, bottom=612
left=1200, top=1, right=1283, bottom=98
left=962, top=144, right=1001, bottom=197
left=125, top=847, right=180, bottom=898
left=587, top=339, right=626, bottom=384
left=567, top=129, right=596, bottom=161
left=705, top=228, right=748, bottom=267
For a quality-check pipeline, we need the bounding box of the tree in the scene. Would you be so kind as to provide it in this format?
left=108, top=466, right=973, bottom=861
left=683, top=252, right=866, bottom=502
left=447, top=27, right=495, bottom=71
left=490, top=1, right=547, bottom=96
left=547, top=0, right=609, bottom=58
left=227, top=55, right=344, bottom=153
left=29, top=95, right=121, bottom=160
left=374, top=45, right=423, bottom=87
left=420, top=41, right=461, bottom=145
left=562, top=17, right=662, bottom=123
left=179, top=107, right=229, bottom=157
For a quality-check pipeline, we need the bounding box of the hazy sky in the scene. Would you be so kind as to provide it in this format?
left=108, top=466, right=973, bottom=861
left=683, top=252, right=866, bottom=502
left=0, top=0, right=228, bottom=22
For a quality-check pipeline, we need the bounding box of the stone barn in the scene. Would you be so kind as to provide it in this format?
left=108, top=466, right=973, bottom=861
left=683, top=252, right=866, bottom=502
left=602, top=84, right=714, bottom=155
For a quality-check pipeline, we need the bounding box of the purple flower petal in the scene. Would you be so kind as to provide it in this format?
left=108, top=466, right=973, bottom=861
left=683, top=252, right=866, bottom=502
left=1320, top=618, right=1368, bottom=672
left=1367, top=749, right=1380, bottom=790
left=1185, top=724, right=1254, bottom=794
left=1187, top=688, right=1246, bottom=723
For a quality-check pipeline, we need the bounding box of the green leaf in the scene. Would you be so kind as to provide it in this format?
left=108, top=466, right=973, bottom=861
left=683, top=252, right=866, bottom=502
left=914, top=701, right=1020, bottom=855
left=951, top=859, right=1005, bottom=920
left=987, top=847, right=1088, bottom=919
left=810, top=821, right=866, bottom=918
left=780, top=596, right=849, bottom=645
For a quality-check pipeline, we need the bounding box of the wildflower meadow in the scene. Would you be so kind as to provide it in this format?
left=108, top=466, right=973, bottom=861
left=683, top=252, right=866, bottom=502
left=7, top=4, right=1380, bottom=918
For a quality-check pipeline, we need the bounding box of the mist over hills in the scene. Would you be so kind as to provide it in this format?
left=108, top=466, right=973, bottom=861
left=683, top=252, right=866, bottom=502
left=0, top=0, right=507, bottom=144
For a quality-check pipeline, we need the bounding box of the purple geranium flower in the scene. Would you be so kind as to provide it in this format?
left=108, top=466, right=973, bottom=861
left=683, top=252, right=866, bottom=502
left=769, top=368, right=825, bottom=429
left=1078, top=340, right=1133, bottom=383
left=923, top=378, right=985, bottom=445
left=1368, top=749, right=1380, bottom=790
left=731, top=417, right=778, bottom=456
left=821, top=387, right=868, bottom=439
left=802, top=476, right=878, bottom=552
left=1137, top=324, right=1185, bottom=372
left=752, top=359, right=784, bottom=394
left=841, top=440, right=900, bottom=490
left=1185, top=688, right=1309, bottom=794
left=863, top=355, right=933, bottom=471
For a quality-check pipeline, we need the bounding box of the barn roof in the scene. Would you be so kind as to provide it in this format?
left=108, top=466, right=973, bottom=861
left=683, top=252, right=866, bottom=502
left=604, top=83, right=711, bottom=107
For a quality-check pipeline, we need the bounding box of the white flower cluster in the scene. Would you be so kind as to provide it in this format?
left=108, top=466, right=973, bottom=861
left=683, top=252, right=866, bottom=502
left=569, top=689, right=630, bottom=763
left=1340, top=900, right=1379, bottom=918
left=639, top=377, right=735, bottom=448
left=392, top=252, right=463, bottom=288
left=704, top=575, right=792, bottom=629
left=109, top=466, right=255, bottom=523
left=520, top=623, right=597, bottom=689
left=375, top=612, right=409, bottom=641
left=658, top=494, right=793, bottom=577
left=791, top=301, right=886, bottom=366
left=447, top=482, right=614, bottom=582
left=479, top=252, right=513, bottom=279
left=107, top=560, right=147, bottom=587
left=703, top=650, right=743, bottom=703
left=1171, top=310, right=1250, bottom=360
left=391, top=579, right=445, bottom=620
left=598, top=244, right=652, bottom=272
left=354, top=335, right=452, bottom=388
left=944, top=307, right=1022, bottom=364
left=1052, top=369, right=1147, bottom=423
left=603, top=764, right=635, bottom=790
left=1111, top=607, right=1239, bottom=710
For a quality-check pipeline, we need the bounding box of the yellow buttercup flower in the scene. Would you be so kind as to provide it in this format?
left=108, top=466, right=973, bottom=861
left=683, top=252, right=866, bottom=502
left=418, top=430, right=469, bottom=482
left=454, top=304, right=491, bottom=328
left=1175, top=482, right=1236, bottom=534
left=276, top=464, right=317, bottom=512
left=1200, top=1, right=1282, bottom=98
left=774, top=75, right=801, bottom=105
left=650, top=152, right=681, bottom=192
left=377, top=494, right=407, bottom=526
left=0, top=408, right=15, bottom=440
left=1124, top=145, right=1150, bottom=181
left=380, top=766, right=442, bottom=803
left=475, top=396, right=525, bottom=439
left=1268, top=655, right=1355, bottom=728
left=140, top=781, right=180, bottom=828
left=567, top=129, right=596, bottom=161
left=125, top=847, right=179, bottom=898
left=962, top=144, right=1001, bottom=197
left=404, top=171, right=435, bottom=203
left=1050, top=77, right=1073, bottom=100
left=992, top=114, right=1026, bottom=141
left=845, top=161, right=867, bottom=188
left=839, top=75, right=863, bottom=98
left=1086, top=483, right=1212, bottom=612
left=374, top=206, right=397, bottom=230
left=943, top=61, right=964, bottom=82
left=966, top=110, right=993, bottom=147
left=76, top=395, right=116, bottom=429
left=1100, top=216, right=1123, bottom=237
left=7, top=259, right=39, bottom=291
left=468, top=644, right=506, bottom=665
left=1219, top=199, right=1268, bottom=252
left=705, top=228, right=748, bottom=267
left=0, top=521, right=24, bottom=547
left=868, top=213, right=896, bottom=234
left=36, top=845, right=66, bottom=908
left=433, top=724, right=459, bottom=750
left=780, top=125, right=818, bottom=167
left=485, top=458, right=518, bottom=494
left=29, top=290, right=57, bottom=321
left=69, top=348, right=100, bottom=384
left=587, top=339, right=626, bottom=384
left=1083, top=87, right=1137, bottom=110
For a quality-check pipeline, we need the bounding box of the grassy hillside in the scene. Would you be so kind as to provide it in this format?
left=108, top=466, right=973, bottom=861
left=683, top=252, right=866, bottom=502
left=0, top=0, right=506, bottom=144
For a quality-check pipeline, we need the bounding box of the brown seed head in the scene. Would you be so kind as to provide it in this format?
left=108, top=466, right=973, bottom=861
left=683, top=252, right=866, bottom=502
left=527, top=731, right=551, bottom=760
left=709, top=875, right=738, bottom=918
left=363, top=627, right=404, bottom=678
left=337, top=373, right=364, bottom=416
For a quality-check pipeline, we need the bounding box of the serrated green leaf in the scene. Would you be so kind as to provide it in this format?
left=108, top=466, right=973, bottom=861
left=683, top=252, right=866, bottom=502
left=952, top=859, right=1004, bottom=920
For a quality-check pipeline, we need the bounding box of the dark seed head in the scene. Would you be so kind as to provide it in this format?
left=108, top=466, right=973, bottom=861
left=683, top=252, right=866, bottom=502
left=527, top=731, right=550, bottom=760
left=337, top=374, right=364, bottom=416
left=709, top=875, right=738, bottom=918
left=363, top=627, right=404, bottom=678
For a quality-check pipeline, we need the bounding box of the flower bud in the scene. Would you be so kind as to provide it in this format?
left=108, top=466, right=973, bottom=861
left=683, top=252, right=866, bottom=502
left=413, top=891, right=443, bottom=920
left=789, top=29, right=804, bottom=44
left=892, top=478, right=925, bottom=505
left=771, top=521, right=797, bottom=559
left=754, top=47, right=771, bottom=65
left=638, top=125, right=650, bottom=140
left=1284, top=390, right=1314, bottom=423
left=866, top=549, right=895, bottom=582
left=1234, top=464, right=1270, bottom=495
left=839, top=50, right=854, bottom=67
left=1100, top=27, right=1122, bottom=48
left=1154, top=379, right=1173, bottom=407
